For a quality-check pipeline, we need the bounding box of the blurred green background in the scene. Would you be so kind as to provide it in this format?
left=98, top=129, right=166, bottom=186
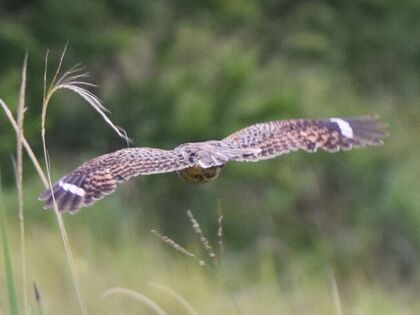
left=1, top=0, right=420, bottom=314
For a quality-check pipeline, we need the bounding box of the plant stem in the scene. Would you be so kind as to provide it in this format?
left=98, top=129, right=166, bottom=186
left=17, top=53, right=28, bottom=315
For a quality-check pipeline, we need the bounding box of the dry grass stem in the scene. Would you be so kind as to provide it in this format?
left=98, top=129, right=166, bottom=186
left=102, top=287, right=168, bottom=315
left=0, top=100, right=48, bottom=187
left=36, top=45, right=135, bottom=314
left=2, top=93, right=82, bottom=314
left=41, top=48, right=90, bottom=315
left=217, top=200, right=224, bottom=264
left=16, top=54, right=28, bottom=315
left=151, top=229, right=197, bottom=259
left=151, top=229, right=208, bottom=267
left=186, top=210, right=217, bottom=266
left=149, top=282, right=200, bottom=315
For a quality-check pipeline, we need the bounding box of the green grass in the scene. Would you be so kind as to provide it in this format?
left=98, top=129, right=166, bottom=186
left=1, top=194, right=420, bottom=315
left=0, top=179, right=19, bottom=315
left=1, top=175, right=420, bottom=315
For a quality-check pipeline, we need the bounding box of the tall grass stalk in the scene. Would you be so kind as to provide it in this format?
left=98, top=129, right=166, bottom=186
left=16, top=54, right=28, bottom=315
left=41, top=153, right=87, bottom=315
left=0, top=175, right=19, bottom=315
left=1, top=53, right=84, bottom=314
left=40, top=47, right=130, bottom=314
left=40, top=48, right=81, bottom=315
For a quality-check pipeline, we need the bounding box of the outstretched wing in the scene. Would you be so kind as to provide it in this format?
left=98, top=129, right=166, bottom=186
left=39, top=148, right=190, bottom=213
left=223, top=116, right=388, bottom=161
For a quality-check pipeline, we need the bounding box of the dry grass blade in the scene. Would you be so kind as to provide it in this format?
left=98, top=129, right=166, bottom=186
left=55, top=81, right=130, bottom=144
left=43, top=54, right=130, bottom=144
left=102, top=287, right=168, bottom=315
left=150, top=229, right=207, bottom=267
left=187, top=210, right=218, bottom=266
left=149, top=282, right=200, bottom=315
left=17, top=53, right=28, bottom=315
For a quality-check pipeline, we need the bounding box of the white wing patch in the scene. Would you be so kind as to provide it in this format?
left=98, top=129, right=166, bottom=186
left=330, top=118, right=354, bottom=139
left=58, top=180, right=86, bottom=197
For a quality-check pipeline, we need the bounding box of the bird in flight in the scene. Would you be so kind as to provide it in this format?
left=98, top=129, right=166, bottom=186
left=39, top=116, right=388, bottom=213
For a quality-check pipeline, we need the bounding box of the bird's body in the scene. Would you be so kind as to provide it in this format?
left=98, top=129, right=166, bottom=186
left=177, top=165, right=223, bottom=184
left=39, top=116, right=388, bottom=213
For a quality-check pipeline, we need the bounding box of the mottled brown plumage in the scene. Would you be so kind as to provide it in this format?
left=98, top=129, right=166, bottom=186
left=39, top=116, right=388, bottom=213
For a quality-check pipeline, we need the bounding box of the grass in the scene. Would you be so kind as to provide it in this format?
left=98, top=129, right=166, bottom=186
left=16, top=53, right=28, bottom=315
left=101, top=287, right=168, bottom=315
left=1, top=48, right=130, bottom=314
left=1, top=50, right=420, bottom=315
left=151, top=209, right=223, bottom=270
left=0, top=177, right=19, bottom=315
left=1, top=210, right=419, bottom=314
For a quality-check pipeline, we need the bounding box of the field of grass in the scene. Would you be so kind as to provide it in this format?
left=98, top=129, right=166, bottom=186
left=2, top=181, right=420, bottom=315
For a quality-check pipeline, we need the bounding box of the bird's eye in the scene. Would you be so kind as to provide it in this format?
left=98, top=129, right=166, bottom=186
left=114, top=175, right=124, bottom=181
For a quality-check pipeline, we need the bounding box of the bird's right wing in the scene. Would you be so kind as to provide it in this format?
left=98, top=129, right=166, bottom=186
left=39, top=147, right=190, bottom=213
left=223, top=116, right=388, bottom=162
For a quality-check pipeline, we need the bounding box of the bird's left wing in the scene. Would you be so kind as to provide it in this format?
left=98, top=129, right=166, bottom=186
left=39, top=147, right=190, bottom=213
left=222, top=116, right=388, bottom=162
